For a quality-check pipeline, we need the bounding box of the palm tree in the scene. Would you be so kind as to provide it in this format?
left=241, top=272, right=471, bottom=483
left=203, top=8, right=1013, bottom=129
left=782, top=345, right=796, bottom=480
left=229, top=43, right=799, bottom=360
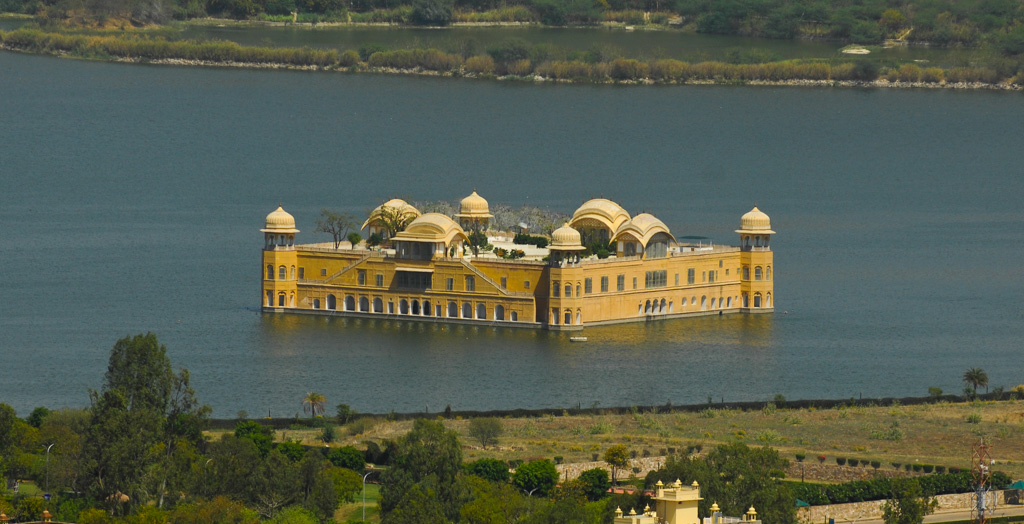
left=302, top=392, right=326, bottom=418
left=963, top=368, right=989, bottom=397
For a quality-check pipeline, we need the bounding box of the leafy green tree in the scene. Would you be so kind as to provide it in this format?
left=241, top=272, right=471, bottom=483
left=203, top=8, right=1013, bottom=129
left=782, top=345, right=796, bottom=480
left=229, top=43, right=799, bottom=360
left=384, top=484, right=451, bottom=524
left=167, top=496, right=260, bottom=523
left=266, top=505, right=318, bottom=524
left=963, top=368, right=989, bottom=396
left=410, top=0, right=452, bottom=25
left=277, top=440, right=307, bottom=463
left=377, top=204, right=416, bottom=239
left=380, top=418, right=464, bottom=521
left=882, top=478, right=935, bottom=524
left=328, top=445, right=366, bottom=471
left=302, top=392, right=326, bottom=418
left=577, top=467, right=611, bottom=501
left=460, top=476, right=531, bottom=524
left=604, top=444, right=630, bottom=485
left=336, top=403, right=357, bottom=424
left=465, top=458, right=510, bottom=483
left=346, top=232, right=363, bottom=247
left=207, top=434, right=264, bottom=502
left=235, top=420, right=275, bottom=457
left=26, top=406, right=51, bottom=428
left=329, top=466, right=363, bottom=503
left=512, top=459, right=558, bottom=496
left=467, top=417, right=503, bottom=449
left=315, top=210, right=355, bottom=249
left=85, top=333, right=198, bottom=515
left=467, top=230, right=489, bottom=256
left=646, top=442, right=797, bottom=524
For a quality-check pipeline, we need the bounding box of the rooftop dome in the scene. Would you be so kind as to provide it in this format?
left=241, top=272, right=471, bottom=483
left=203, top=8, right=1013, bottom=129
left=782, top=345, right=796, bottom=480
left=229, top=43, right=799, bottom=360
left=570, top=198, right=631, bottom=232
left=261, top=206, right=299, bottom=233
left=549, top=224, right=585, bottom=251
left=455, top=191, right=493, bottom=218
left=391, top=213, right=469, bottom=245
left=736, top=206, right=775, bottom=234
left=362, top=198, right=421, bottom=230
left=614, top=213, right=674, bottom=246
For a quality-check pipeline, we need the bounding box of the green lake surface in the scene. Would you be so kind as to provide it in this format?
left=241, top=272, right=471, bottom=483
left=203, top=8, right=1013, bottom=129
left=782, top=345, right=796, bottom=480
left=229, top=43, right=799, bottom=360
left=1, top=49, right=1022, bottom=417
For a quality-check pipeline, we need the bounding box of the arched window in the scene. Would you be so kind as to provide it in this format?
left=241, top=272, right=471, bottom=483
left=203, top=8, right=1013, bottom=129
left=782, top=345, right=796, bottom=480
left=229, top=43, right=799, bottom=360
left=701, top=296, right=707, bottom=310
left=691, top=296, right=696, bottom=306
left=510, top=311, right=518, bottom=322
left=644, top=300, right=651, bottom=315
left=668, top=301, right=674, bottom=313
left=359, top=297, right=369, bottom=312
left=423, top=301, right=431, bottom=316
left=742, top=266, right=750, bottom=280
left=373, top=297, right=383, bottom=313
left=462, top=302, right=472, bottom=318
left=344, top=295, right=355, bottom=311
left=494, top=305, right=505, bottom=321
left=565, top=284, right=572, bottom=297
left=638, top=304, right=643, bottom=316
left=327, top=294, right=336, bottom=310
left=290, top=266, right=295, bottom=279
left=767, top=266, right=772, bottom=280
left=279, top=266, right=287, bottom=280
left=266, top=291, right=273, bottom=307
left=660, top=298, right=666, bottom=314
left=400, top=299, right=409, bottom=315
left=448, top=301, right=458, bottom=317
left=766, top=293, right=772, bottom=308
left=564, top=310, right=571, bottom=325
left=754, top=266, right=763, bottom=281
left=575, top=309, right=581, bottom=324
left=726, top=297, right=732, bottom=308
left=477, top=304, right=486, bottom=319
left=576, top=284, right=581, bottom=297
left=267, top=265, right=274, bottom=280
left=754, top=293, right=762, bottom=308
left=313, top=298, right=321, bottom=309
left=289, top=293, right=295, bottom=307
left=278, top=293, right=286, bottom=307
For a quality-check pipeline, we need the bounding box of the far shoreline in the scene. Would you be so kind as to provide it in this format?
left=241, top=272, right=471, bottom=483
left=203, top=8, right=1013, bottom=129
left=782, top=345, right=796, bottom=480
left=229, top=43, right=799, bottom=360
left=3, top=43, right=1021, bottom=91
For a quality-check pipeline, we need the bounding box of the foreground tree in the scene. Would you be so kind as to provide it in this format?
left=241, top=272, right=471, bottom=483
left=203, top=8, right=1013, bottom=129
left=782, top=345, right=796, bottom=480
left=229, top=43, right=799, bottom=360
left=85, top=333, right=208, bottom=515
left=882, top=477, right=935, bottom=524
left=963, top=368, right=989, bottom=397
left=380, top=418, right=465, bottom=522
left=604, top=444, right=630, bottom=485
left=512, top=459, right=558, bottom=497
left=315, top=210, right=355, bottom=249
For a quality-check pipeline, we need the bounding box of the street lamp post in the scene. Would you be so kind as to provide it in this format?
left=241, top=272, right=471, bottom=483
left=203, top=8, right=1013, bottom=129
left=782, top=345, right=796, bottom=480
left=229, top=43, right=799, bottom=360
left=44, top=443, right=55, bottom=496
left=362, top=469, right=376, bottom=523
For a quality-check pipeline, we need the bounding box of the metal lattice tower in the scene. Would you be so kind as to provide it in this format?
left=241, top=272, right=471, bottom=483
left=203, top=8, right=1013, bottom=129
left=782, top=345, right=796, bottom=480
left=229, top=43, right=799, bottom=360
left=971, top=438, right=996, bottom=524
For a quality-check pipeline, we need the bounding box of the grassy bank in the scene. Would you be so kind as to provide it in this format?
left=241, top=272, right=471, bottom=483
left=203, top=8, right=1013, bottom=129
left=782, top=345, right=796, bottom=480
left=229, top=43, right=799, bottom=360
left=4, top=26, right=1024, bottom=88
left=213, top=398, right=1024, bottom=480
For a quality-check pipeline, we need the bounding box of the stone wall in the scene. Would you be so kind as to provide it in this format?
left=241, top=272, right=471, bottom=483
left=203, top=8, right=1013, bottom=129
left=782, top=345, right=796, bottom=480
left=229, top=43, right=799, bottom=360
left=798, top=491, right=1008, bottom=523
left=786, top=462, right=919, bottom=483
left=556, top=456, right=668, bottom=482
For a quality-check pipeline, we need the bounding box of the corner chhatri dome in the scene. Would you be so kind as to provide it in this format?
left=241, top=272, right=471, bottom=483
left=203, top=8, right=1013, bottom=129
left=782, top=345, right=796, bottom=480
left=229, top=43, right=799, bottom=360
left=550, top=223, right=585, bottom=251
left=456, top=191, right=493, bottom=218
left=262, top=206, right=299, bottom=233
left=736, top=206, right=775, bottom=234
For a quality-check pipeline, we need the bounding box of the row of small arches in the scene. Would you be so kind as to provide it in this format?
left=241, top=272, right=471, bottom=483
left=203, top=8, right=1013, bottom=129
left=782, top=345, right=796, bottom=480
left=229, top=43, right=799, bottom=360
left=551, top=308, right=583, bottom=325
left=638, top=292, right=773, bottom=316
left=307, top=295, right=519, bottom=322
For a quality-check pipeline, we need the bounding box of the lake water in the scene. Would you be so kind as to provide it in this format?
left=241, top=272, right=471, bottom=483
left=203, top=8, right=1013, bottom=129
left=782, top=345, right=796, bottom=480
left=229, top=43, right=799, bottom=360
left=1, top=51, right=1022, bottom=418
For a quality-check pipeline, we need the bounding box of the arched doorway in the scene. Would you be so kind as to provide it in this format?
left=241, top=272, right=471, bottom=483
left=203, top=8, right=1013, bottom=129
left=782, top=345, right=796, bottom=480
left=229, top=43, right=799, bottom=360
left=373, top=297, right=383, bottom=313
left=462, top=302, right=472, bottom=318
left=510, top=311, right=518, bottom=322
left=660, top=298, right=666, bottom=313
left=754, top=293, right=762, bottom=308
left=564, top=310, right=571, bottom=325
left=327, top=294, right=337, bottom=310
left=476, top=304, right=486, bottom=319
left=359, top=297, right=369, bottom=312
left=448, top=301, right=458, bottom=317
left=422, top=301, right=431, bottom=316
left=313, top=298, right=321, bottom=309
left=494, top=305, right=505, bottom=321
left=400, top=299, right=409, bottom=315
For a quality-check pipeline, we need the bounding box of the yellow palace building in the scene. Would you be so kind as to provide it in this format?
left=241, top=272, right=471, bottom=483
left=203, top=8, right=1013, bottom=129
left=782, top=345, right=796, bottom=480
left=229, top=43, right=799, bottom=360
left=261, top=193, right=775, bottom=331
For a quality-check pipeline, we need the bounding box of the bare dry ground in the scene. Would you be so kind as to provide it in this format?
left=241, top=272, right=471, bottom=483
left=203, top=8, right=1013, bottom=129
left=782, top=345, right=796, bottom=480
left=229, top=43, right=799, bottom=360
left=207, top=398, right=1024, bottom=479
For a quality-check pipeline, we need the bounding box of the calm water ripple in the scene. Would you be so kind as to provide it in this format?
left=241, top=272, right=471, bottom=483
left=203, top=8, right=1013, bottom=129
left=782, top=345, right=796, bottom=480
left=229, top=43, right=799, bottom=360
left=1, top=51, right=1022, bottom=417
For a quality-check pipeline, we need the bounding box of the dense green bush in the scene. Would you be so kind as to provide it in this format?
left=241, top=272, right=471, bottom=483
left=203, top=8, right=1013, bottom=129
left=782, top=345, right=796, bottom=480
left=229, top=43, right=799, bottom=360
left=786, top=471, right=1005, bottom=506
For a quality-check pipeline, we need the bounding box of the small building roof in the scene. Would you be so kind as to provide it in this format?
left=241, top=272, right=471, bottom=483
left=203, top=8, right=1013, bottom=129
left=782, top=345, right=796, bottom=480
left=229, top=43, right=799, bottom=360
left=735, top=206, right=775, bottom=235
left=455, top=191, right=493, bottom=219
left=550, top=223, right=585, bottom=251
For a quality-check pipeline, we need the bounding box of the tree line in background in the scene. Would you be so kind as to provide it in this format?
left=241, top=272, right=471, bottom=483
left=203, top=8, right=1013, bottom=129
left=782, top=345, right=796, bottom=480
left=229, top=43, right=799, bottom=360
left=2, top=0, right=1024, bottom=54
